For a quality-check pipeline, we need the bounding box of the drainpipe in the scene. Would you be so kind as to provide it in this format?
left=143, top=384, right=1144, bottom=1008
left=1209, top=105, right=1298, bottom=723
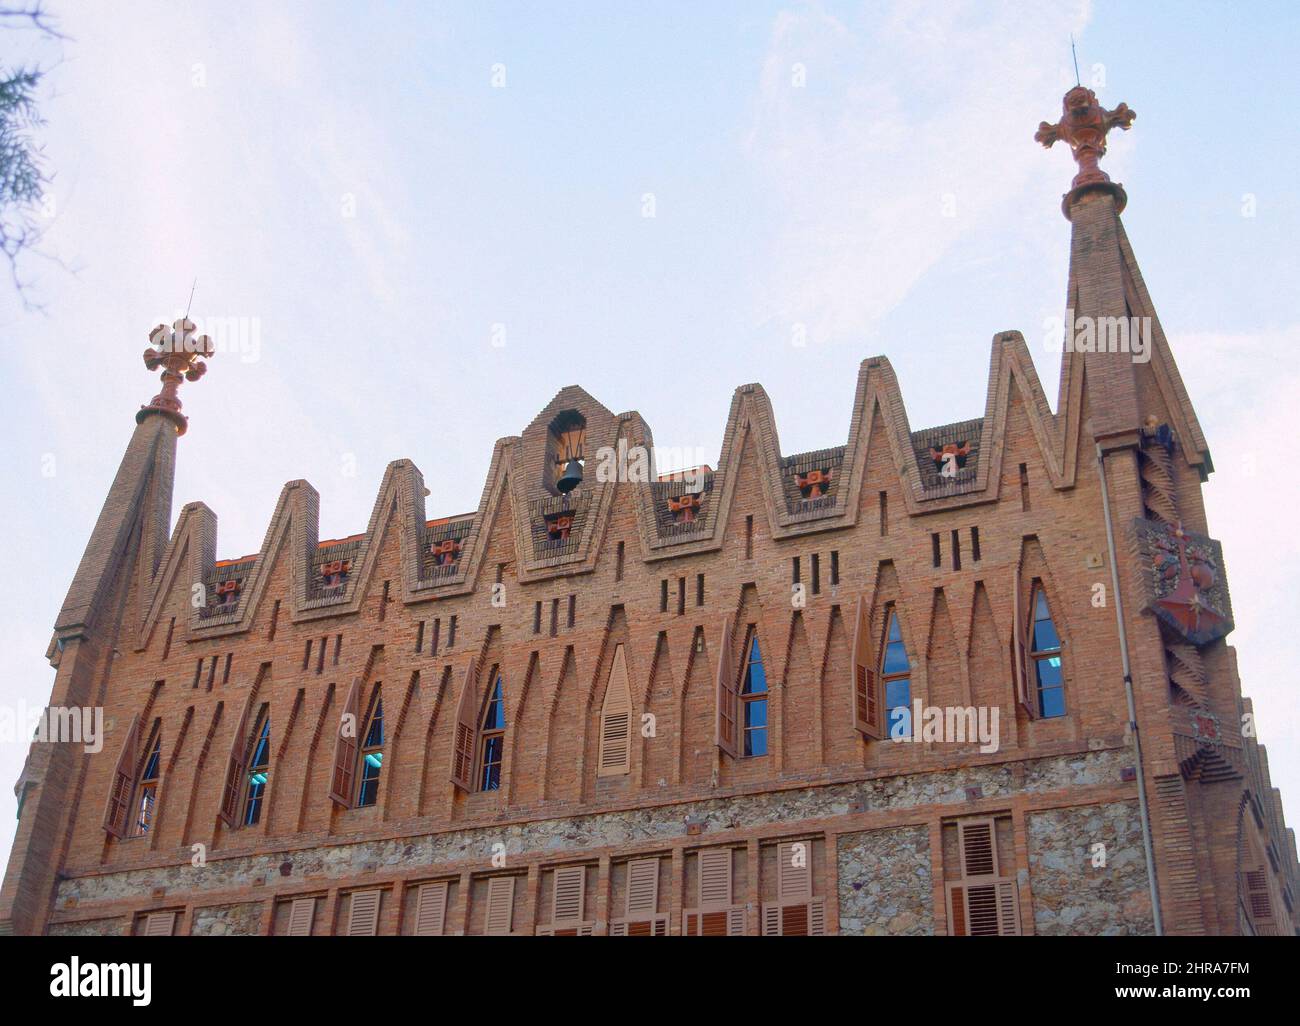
left=1096, top=442, right=1164, bottom=936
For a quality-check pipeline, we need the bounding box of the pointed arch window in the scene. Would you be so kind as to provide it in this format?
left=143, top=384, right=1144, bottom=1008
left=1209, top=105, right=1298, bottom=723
left=132, top=729, right=162, bottom=837
left=243, top=713, right=271, bottom=826
left=478, top=673, right=506, bottom=791
left=882, top=606, right=912, bottom=738
left=1029, top=584, right=1065, bottom=718
left=356, top=693, right=384, bottom=807
left=740, top=631, right=768, bottom=757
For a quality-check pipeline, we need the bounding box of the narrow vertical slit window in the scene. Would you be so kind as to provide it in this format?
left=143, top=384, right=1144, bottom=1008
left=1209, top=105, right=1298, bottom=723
left=302, top=640, right=312, bottom=672
left=677, top=577, right=685, bottom=616
left=1029, top=584, right=1065, bottom=718
left=268, top=599, right=280, bottom=641
left=207, top=657, right=218, bottom=691
left=811, top=554, right=821, bottom=595
left=567, top=594, right=576, bottom=628
left=616, top=540, right=625, bottom=582
left=244, top=713, right=271, bottom=826
left=970, top=526, right=981, bottom=562
left=431, top=618, right=441, bottom=655
left=333, top=635, right=342, bottom=665
left=879, top=491, right=888, bottom=536
left=448, top=615, right=457, bottom=648
left=696, top=573, right=705, bottom=607
left=931, top=533, right=941, bottom=568
left=533, top=601, right=542, bottom=634
left=316, top=636, right=326, bottom=674
left=744, top=515, right=754, bottom=559
left=1018, top=463, right=1030, bottom=512
left=881, top=607, right=912, bottom=738
left=740, top=631, right=768, bottom=758
left=830, top=551, right=839, bottom=586
left=222, top=652, right=232, bottom=685
left=356, top=691, right=384, bottom=807
left=162, top=617, right=175, bottom=660
left=660, top=579, right=668, bottom=613
left=550, top=598, right=559, bottom=637
left=415, top=620, right=425, bottom=654
left=792, top=557, right=801, bottom=585
left=951, top=530, right=962, bottom=571
left=379, top=580, right=390, bottom=622
left=479, top=673, right=506, bottom=792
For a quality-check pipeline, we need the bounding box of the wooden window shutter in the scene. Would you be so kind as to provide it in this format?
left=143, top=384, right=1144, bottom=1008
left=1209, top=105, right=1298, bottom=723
left=328, top=678, right=362, bottom=808
left=346, top=888, right=381, bottom=936
left=598, top=645, right=633, bottom=776
left=449, top=659, right=479, bottom=792
left=699, top=848, right=732, bottom=908
left=713, top=617, right=738, bottom=757
left=777, top=841, right=812, bottom=902
left=142, top=911, right=176, bottom=936
left=1011, top=561, right=1035, bottom=718
left=414, top=881, right=449, bottom=936
left=485, top=876, right=515, bottom=935
left=626, top=858, right=659, bottom=916
left=286, top=897, right=316, bottom=936
left=850, top=597, right=882, bottom=738
left=947, top=818, right=1021, bottom=936
left=103, top=713, right=141, bottom=838
left=552, top=865, right=586, bottom=924
left=219, top=697, right=254, bottom=827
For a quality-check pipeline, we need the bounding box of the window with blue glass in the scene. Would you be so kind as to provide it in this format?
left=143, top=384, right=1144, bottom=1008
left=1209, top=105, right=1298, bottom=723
left=881, top=607, right=911, bottom=738
left=741, top=631, right=768, bottom=757
left=479, top=673, right=506, bottom=791
left=243, top=713, right=271, bottom=826
left=1029, top=584, right=1065, bottom=718
left=133, top=730, right=161, bottom=837
left=356, top=695, right=384, bottom=807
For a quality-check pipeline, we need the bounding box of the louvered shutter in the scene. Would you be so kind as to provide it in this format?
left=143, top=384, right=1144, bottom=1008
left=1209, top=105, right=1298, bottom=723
left=598, top=645, right=632, bottom=776
left=286, top=897, right=315, bottom=936
left=699, top=848, right=732, bottom=908
left=485, top=876, right=515, bottom=935
left=142, top=911, right=175, bottom=936
left=328, top=679, right=361, bottom=807
left=626, top=858, right=658, bottom=916
left=346, top=889, right=381, bottom=936
left=449, top=660, right=479, bottom=792
left=948, top=818, right=1021, bottom=936
left=1245, top=869, right=1274, bottom=927
left=413, top=881, right=448, bottom=936
left=103, top=713, right=141, bottom=838
left=714, top=617, right=738, bottom=757
left=851, top=597, right=883, bottom=738
left=552, top=865, right=585, bottom=924
left=777, top=840, right=812, bottom=902
left=219, top=697, right=253, bottom=827
left=1011, top=562, right=1035, bottom=718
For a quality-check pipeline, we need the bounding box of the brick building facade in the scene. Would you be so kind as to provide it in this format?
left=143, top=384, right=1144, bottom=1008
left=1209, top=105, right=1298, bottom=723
left=2, top=88, right=1296, bottom=936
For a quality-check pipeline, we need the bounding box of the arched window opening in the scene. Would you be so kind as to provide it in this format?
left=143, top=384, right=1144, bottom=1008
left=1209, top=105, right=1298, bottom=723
left=882, top=607, right=911, bottom=738
left=356, top=694, right=384, bottom=807
left=740, top=631, right=768, bottom=757
left=1029, top=584, right=1065, bottom=718
left=479, top=674, right=506, bottom=791
left=243, top=713, right=271, bottom=826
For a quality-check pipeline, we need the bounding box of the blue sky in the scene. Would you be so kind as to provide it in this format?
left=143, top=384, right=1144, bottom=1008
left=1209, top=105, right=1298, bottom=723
left=2, top=0, right=1297, bottom=861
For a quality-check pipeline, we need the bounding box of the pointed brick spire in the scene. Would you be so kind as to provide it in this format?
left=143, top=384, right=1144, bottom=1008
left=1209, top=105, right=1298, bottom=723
left=138, top=317, right=215, bottom=435
left=1035, top=85, right=1136, bottom=218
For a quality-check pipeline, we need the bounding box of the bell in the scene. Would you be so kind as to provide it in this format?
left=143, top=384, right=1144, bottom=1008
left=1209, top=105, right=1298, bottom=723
left=557, top=458, right=583, bottom=494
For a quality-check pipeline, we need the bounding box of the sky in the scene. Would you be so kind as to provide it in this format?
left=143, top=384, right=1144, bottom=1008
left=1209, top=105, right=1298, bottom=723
left=1, top=0, right=1297, bottom=865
